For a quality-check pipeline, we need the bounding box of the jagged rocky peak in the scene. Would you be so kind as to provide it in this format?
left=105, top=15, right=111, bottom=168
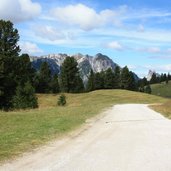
left=147, top=70, right=156, bottom=81
left=72, top=53, right=84, bottom=60
left=30, top=53, right=119, bottom=83
left=92, top=53, right=117, bottom=73
left=94, top=53, right=110, bottom=60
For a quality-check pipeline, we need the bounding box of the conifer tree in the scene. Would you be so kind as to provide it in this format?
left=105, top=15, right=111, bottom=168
left=150, top=73, right=158, bottom=84
left=12, top=82, right=38, bottom=109
left=94, top=72, right=104, bottom=90
left=74, top=76, right=85, bottom=93
left=86, top=69, right=95, bottom=91
left=113, top=66, right=121, bottom=89
left=144, top=85, right=152, bottom=94
left=104, top=68, right=115, bottom=89
left=128, top=71, right=137, bottom=91
left=120, top=66, right=131, bottom=89
left=49, top=74, right=60, bottom=93
left=60, top=57, right=83, bottom=93
left=16, top=54, right=35, bottom=85
left=0, top=20, right=20, bottom=56
left=36, top=62, right=51, bottom=93
left=0, top=20, right=21, bottom=109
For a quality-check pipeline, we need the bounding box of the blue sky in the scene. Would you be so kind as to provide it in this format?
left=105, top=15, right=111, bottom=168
left=1, top=0, right=171, bottom=77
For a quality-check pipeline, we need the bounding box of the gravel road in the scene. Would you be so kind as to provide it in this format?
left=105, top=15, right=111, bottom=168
left=1, top=104, right=171, bottom=171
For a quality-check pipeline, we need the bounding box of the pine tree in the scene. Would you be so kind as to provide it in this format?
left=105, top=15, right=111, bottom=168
left=0, top=20, right=20, bottom=56
left=86, top=69, right=95, bottom=91
left=144, top=85, right=152, bottom=94
left=138, top=77, right=148, bottom=92
left=74, top=76, right=84, bottom=93
left=113, top=66, right=121, bottom=89
left=120, top=66, right=137, bottom=90
left=12, top=82, right=38, bottom=109
left=150, top=73, right=158, bottom=84
left=36, top=62, right=51, bottom=93
left=49, top=74, right=60, bottom=93
left=60, top=57, right=83, bottom=93
left=0, top=20, right=38, bottom=110
left=57, top=94, right=66, bottom=106
left=166, top=74, right=169, bottom=84
left=0, top=20, right=21, bottom=109
left=94, top=72, right=104, bottom=90
left=104, top=68, right=115, bottom=89
left=168, top=73, right=171, bottom=80
left=120, top=66, right=130, bottom=89
left=16, top=54, right=36, bottom=85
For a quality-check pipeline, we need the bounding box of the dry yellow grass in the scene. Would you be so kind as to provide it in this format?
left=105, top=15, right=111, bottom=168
left=0, top=90, right=167, bottom=162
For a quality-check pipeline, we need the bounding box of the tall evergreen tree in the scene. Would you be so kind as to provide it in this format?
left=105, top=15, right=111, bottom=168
left=60, top=57, right=83, bottom=93
left=113, top=66, right=121, bottom=89
left=128, top=71, right=137, bottom=91
left=168, top=73, right=171, bottom=80
left=104, top=68, right=115, bottom=89
left=49, top=74, right=60, bottom=93
left=74, top=76, right=85, bottom=93
left=36, top=62, right=51, bottom=93
left=120, top=66, right=131, bottom=89
left=150, top=73, right=158, bottom=84
left=0, top=20, right=20, bottom=56
left=94, top=72, right=104, bottom=90
left=86, top=69, right=95, bottom=91
left=16, top=54, right=35, bottom=85
left=138, top=77, right=148, bottom=92
left=0, top=20, right=21, bottom=109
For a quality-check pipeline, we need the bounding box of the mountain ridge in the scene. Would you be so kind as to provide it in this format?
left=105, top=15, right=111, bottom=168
left=30, top=53, right=139, bottom=84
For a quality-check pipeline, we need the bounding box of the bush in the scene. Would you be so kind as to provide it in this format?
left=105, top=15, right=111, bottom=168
left=12, top=82, right=38, bottom=109
left=57, top=94, right=66, bottom=106
left=144, top=85, right=152, bottom=94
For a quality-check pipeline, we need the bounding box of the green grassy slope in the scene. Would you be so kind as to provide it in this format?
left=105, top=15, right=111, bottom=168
left=0, top=90, right=167, bottom=162
left=151, top=81, right=171, bottom=98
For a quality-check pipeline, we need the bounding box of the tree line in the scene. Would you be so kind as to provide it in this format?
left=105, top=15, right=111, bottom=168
left=1, top=19, right=166, bottom=110
left=150, top=73, right=171, bottom=84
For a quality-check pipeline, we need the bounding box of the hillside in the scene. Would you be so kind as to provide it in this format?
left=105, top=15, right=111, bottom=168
left=151, top=81, right=171, bottom=98
left=0, top=90, right=167, bottom=162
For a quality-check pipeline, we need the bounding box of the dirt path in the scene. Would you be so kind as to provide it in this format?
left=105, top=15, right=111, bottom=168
left=1, top=104, right=171, bottom=171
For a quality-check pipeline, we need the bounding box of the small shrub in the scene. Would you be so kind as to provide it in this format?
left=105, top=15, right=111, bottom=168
left=12, top=82, right=38, bottom=109
left=144, top=85, right=152, bottom=94
left=57, top=94, right=66, bottom=106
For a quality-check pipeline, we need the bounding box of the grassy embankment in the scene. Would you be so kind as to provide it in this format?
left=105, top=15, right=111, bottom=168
left=150, top=81, right=171, bottom=118
left=151, top=80, right=171, bottom=98
left=0, top=90, right=168, bottom=162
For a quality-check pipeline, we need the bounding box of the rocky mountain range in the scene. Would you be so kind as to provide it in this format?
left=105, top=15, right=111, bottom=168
left=147, top=70, right=160, bottom=81
left=30, top=53, right=138, bottom=84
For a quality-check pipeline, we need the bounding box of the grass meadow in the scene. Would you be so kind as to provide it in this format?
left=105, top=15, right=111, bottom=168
left=151, top=81, right=171, bottom=98
left=0, top=90, right=169, bottom=162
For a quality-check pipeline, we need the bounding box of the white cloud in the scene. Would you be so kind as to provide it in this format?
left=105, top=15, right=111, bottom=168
left=0, top=0, right=41, bottom=22
left=106, top=41, right=123, bottom=51
left=138, top=47, right=161, bottom=53
left=20, top=41, right=43, bottom=55
left=50, top=4, right=125, bottom=31
left=34, top=26, right=66, bottom=41
left=95, top=27, right=171, bottom=44
left=158, top=64, right=171, bottom=72
left=147, top=64, right=171, bottom=72
left=135, top=64, right=171, bottom=73
left=122, top=8, right=171, bottom=20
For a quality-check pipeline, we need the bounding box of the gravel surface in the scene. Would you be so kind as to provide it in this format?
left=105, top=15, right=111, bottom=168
left=1, top=104, right=171, bottom=171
